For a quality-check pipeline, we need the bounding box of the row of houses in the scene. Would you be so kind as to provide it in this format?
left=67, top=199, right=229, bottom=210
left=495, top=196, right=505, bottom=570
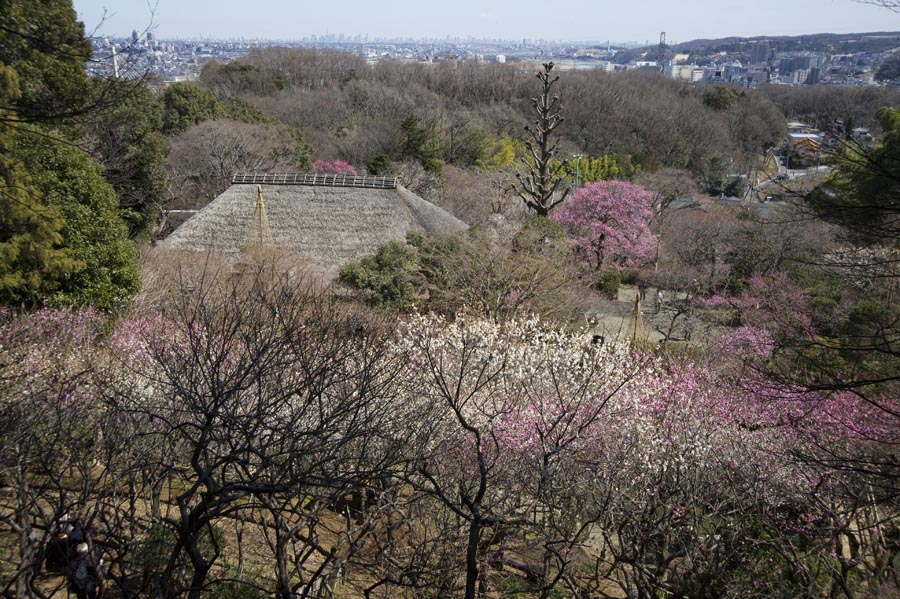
left=786, top=121, right=875, bottom=163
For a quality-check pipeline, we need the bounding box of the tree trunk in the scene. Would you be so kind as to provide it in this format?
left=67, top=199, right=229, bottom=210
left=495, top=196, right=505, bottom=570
left=464, top=517, right=483, bottom=599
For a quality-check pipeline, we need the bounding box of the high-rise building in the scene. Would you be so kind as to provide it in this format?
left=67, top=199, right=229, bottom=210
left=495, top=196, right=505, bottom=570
left=131, top=29, right=139, bottom=44
left=805, top=67, right=820, bottom=85
left=146, top=31, right=154, bottom=42
left=779, top=56, right=811, bottom=73
left=750, top=41, right=769, bottom=65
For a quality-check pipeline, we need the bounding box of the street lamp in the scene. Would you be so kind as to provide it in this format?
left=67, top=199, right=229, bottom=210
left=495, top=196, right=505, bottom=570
left=573, top=153, right=584, bottom=193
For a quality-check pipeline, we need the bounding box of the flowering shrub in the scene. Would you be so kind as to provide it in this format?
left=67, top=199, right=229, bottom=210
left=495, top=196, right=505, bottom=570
left=382, top=311, right=896, bottom=596
left=313, top=159, right=356, bottom=174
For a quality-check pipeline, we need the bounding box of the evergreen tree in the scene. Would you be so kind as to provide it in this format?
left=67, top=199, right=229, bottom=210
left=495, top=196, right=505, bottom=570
left=160, top=83, right=225, bottom=135
left=14, top=128, right=140, bottom=310
left=0, top=0, right=93, bottom=124
left=0, top=65, right=78, bottom=308
left=84, top=79, right=169, bottom=238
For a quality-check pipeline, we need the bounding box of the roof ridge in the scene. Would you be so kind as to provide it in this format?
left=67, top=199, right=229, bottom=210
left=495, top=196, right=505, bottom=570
left=231, top=173, right=398, bottom=190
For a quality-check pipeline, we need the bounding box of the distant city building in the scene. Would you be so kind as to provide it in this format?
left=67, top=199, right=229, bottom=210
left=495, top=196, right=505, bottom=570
left=666, top=64, right=701, bottom=80
left=779, top=56, right=811, bottom=73
left=81, top=30, right=892, bottom=90
left=750, top=41, right=769, bottom=65
left=851, top=127, right=875, bottom=143
left=805, top=67, right=820, bottom=85
left=495, top=54, right=506, bottom=63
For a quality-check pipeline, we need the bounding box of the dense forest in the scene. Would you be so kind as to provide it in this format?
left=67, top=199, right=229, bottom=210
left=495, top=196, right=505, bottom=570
left=1, top=1, right=899, bottom=599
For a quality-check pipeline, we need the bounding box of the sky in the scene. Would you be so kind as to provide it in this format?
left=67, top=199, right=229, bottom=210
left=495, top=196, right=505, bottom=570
left=72, top=0, right=898, bottom=43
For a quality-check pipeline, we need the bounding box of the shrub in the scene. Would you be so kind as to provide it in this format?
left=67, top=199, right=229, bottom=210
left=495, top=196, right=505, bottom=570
left=598, top=270, right=621, bottom=299
left=338, top=241, right=420, bottom=310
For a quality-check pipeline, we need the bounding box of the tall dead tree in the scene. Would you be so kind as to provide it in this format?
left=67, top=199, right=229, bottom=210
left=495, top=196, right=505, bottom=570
left=515, top=62, right=569, bottom=216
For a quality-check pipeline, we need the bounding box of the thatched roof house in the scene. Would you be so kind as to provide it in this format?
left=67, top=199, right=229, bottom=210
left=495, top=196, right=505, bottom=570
left=160, top=173, right=467, bottom=277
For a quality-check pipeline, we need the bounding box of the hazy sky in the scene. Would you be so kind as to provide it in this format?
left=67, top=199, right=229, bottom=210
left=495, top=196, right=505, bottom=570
left=73, top=0, right=898, bottom=43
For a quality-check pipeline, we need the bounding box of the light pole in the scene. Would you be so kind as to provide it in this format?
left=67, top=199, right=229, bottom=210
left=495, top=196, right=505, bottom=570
left=573, top=153, right=584, bottom=193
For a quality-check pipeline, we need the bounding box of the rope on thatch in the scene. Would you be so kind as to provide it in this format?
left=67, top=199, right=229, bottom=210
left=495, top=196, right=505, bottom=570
left=232, top=173, right=398, bottom=189
left=244, top=185, right=274, bottom=249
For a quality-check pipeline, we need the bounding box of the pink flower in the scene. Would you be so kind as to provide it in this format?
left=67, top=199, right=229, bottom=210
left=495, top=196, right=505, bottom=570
left=552, top=181, right=656, bottom=271
left=314, top=159, right=357, bottom=174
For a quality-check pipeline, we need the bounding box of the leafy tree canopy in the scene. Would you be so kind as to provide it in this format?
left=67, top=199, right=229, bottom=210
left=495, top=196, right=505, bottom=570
left=220, top=95, right=278, bottom=125
left=84, top=78, right=169, bottom=238
left=13, top=128, right=140, bottom=310
left=160, top=83, right=225, bottom=135
left=338, top=241, right=421, bottom=310
left=0, top=65, right=78, bottom=308
left=0, top=0, right=92, bottom=123
left=703, top=86, right=740, bottom=111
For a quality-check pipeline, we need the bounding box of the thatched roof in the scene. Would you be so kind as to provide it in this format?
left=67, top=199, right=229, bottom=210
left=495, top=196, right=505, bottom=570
left=160, top=176, right=467, bottom=277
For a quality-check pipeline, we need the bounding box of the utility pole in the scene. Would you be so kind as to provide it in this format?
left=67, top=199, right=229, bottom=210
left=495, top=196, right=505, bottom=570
left=112, top=45, right=119, bottom=79
left=658, top=32, right=667, bottom=75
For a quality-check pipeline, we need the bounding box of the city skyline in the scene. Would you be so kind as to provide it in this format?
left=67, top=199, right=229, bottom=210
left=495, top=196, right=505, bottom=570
left=73, top=0, right=897, bottom=45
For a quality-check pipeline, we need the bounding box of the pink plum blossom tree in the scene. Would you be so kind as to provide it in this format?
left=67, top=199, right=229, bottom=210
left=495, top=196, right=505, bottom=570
left=313, top=159, right=357, bottom=174
left=552, top=181, right=656, bottom=271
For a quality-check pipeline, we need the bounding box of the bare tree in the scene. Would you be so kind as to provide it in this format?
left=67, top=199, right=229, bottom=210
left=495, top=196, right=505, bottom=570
left=515, top=63, right=570, bottom=216
left=854, top=0, right=900, bottom=11
left=166, top=119, right=308, bottom=210
left=103, top=263, right=401, bottom=599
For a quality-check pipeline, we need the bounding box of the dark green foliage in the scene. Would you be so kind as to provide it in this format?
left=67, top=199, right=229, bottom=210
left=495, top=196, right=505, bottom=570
left=205, top=578, right=269, bottom=599
left=84, top=79, right=169, bottom=238
left=198, top=60, right=278, bottom=97
left=704, top=168, right=746, bottom=197
left=0, top=163, right=76, bottom=308
left=401, top=115, right=428, bottom=158
left=810, top=106, right=900, bottom=242
left=876, top=53, right=900, bottom=81
left=0, top=65, right=79, bottom=308
left=722, top=177, right=746, bottom=198
left=0, top=3, right=143, bottom=309
left=512, top=216, right=569, bottom=263
left=338, top=241, right=420, bottom=309
left=134, top=521, right=225, bottom=594
left=160, top=83, right=225, bottom=135
left=344, top=228, right=586, bottom=321
left=14, top=129, right=140, bottom=310
left=401, top=115, right=442, bottom=173
left=598, top=270, right=621, bottom=299
left=367, top=153, right=397, bottom=175
left=842, top=299, right=900, bottom=358
left=703, top=86, right=740, bottom=111
left=220, top=96, right=277, bottom=125
left=285, top=125, right=314, bottom=171
left=0, top=0, right=92, bottom=123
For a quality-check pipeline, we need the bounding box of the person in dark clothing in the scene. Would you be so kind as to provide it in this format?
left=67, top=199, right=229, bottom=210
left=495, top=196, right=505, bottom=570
left=64, top=543, right=102, bottom=599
